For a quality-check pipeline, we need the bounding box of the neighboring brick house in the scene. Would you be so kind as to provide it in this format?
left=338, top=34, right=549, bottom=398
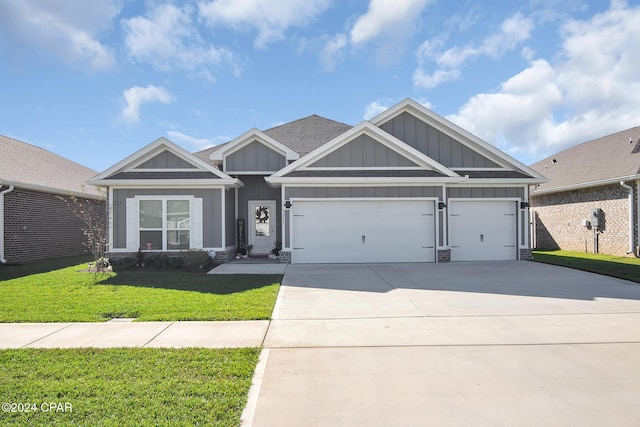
left=529, top=127, right=640, bottom=257
left=0, top=135, right=104, bottom=263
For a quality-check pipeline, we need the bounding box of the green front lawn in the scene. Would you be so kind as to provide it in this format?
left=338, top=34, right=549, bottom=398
left=533, top=250, right=640, bottom=283
left=0, top=347, right=259, bottom=426
left=0, top=262, right=281, bottom=322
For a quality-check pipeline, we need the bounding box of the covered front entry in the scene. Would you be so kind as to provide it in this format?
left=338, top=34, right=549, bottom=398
left=290, top=199, right=436, bottom=264
left=449, top=200, right=518, bottom=261
left=248, top=200, right=277, bottom=255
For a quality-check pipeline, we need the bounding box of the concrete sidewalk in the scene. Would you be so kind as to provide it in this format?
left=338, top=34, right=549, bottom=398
left=0, top=320, right=269, bottom=349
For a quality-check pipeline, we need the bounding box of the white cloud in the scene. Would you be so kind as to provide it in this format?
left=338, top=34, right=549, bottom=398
left=316, top=0, right=431, bottom=71
left=364, top=99, right=394, bottom=120
left=364, top=97, right=433, bottom=120
left=123, top=4, right=238, bottom=80
left=447, top=1, right=640, bottom=160
left=414, top=13, right=535, bottom=89
left=350, top=0, right=431, bottom=45
left=319, top=33, right=347, bottom=72
left=166, top=131, right=214, bottom=151
left=0, top=0, right=118, bottom=70
left=198, top=0, right=331, bottom=49
left=121, top=85, right=174, bottom=123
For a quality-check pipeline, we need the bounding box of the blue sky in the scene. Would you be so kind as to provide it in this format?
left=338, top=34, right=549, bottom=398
left=1, top=0, right=639, bottom=172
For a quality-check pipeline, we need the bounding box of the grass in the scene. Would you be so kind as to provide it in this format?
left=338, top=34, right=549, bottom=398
left=0, top=261, right=281, bottom=322
left=0, top=255, right=92, bottom=281
left=533, top=250, right=640, bottom=283
left=0, top=347, right=259, bottom=426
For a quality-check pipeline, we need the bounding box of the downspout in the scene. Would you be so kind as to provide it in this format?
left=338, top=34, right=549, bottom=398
left=620, top=181, right=635, bottom=255
left=0, top=182, right=16, bottom=264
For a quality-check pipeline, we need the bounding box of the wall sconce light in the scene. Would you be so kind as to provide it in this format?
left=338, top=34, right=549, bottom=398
left=438, top=201, right=447, bottom=209
left=520, top=201, right=530, bottom=209
left=284, top=200, right=292, bottom=209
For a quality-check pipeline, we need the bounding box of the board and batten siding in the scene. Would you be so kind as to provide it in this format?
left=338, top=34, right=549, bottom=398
left=379, top=112, right=501, bottom=168
left=236, top=176, right=282, bottom=247
left=285, top=186, right=442, bottom=199
left=308, top=134, right=419, bottom=168
left=111, top=188, right=222, bottom=249
left=226, top=141, right=286, bottom=172
left=134, top=151, right=194, bottom=169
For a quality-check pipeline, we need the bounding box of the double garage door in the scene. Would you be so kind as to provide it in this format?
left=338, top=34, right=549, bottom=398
left=290, top=199, right=519, bottom=264
left=291, top=200, right=436, bottom=264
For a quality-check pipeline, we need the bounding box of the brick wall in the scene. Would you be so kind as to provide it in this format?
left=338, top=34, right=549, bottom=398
left=3, top=189, right=106, bottom=263
left=531, top=182, right=638, bottom=256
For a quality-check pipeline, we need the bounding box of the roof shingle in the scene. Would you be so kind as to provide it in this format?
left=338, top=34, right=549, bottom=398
left=530, top=127, right=640, bottom=193
left=0, top=135, right=101, bottom=197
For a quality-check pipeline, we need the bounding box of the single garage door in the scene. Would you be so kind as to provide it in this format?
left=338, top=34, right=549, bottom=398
left=291, top=200, right=435, bottom=264
left=449, top=200, right=517, bottom=261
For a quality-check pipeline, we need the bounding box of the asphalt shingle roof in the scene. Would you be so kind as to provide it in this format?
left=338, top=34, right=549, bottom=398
left=193, top=114, right=352, bottom=163
left=262, top=114, right=352, bottom=156
left=0, top=135, right=101, bottom=197
left=530, top=127, right=640, bottom=194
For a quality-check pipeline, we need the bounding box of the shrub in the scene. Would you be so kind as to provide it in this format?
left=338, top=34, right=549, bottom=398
left=111, top=250, right=213, bottom=272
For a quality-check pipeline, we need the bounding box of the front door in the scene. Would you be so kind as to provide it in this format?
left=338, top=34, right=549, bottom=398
left=248, top=200, right=276, bottom=255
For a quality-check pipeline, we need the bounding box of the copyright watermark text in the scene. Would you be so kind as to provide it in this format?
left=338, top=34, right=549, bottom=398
left=2, top=402, right=73, bottom=413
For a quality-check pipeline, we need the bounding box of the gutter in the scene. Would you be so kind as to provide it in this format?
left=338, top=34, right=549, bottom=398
left=619, top=181, right=635, bottom=255
left=0, top=182, right=16, bottom=264
left=531, top=175, right=640, bottom=196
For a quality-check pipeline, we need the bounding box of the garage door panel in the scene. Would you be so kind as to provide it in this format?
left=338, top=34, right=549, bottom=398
left=291, top=200, right=435, bottom=264
left=450, top=201, right=517, bottom=262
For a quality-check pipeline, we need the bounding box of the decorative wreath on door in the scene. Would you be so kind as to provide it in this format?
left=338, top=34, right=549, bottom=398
left=256, top=206, right=269, bottom=223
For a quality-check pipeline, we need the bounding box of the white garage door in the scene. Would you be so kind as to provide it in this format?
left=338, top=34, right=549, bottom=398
left=291, top=200, right=435, bottom=264
left=449, top=200, right=517, bottom=261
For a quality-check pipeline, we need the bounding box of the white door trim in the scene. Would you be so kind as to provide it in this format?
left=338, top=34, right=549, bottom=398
left=248, top=200, right=277, bottom=255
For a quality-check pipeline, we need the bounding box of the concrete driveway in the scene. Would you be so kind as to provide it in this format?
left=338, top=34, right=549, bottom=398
left=246, top=261, right=640, bottom=426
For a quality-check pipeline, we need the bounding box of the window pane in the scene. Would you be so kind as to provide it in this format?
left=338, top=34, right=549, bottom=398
left=168, top=230, right=190, bottom=250
left=140, top=200, right=162, bottom=228
left=255, top=205, right=270, bottom=237
left=167, top=200, right=190, bottom=229
left=140, top=231, right=162, bottom=250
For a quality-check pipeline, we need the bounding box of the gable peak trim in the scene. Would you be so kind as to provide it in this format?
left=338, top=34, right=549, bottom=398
left=209, top=128, right=300, bottom=161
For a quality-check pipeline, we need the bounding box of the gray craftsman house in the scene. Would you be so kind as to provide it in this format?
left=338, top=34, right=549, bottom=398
left=530, top=127, right=640, bottom=256
left=89, top=99, right=546, bottom=264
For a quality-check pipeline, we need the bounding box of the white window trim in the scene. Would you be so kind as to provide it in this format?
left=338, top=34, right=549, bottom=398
left=132, top=195, right=199, bottom=252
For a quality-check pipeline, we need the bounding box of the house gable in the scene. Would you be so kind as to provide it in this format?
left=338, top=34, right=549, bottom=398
left=371, top=99, right=546, bottom=181
left=134, top=150, right=194, bottom=169
left=379, top=111, right=501, bottom=168
left=89, top=137, right=239, bottom=186
left=307, top=134, right=420, bottom=168
left=267, top=121, right=460, bottom=184
left=209, top=128, right=299, bottom=175
left=225, top=140, right=287, bottom=173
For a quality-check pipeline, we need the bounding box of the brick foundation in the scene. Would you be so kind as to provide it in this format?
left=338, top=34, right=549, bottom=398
left=437, top=249, right=451, bottom=263
left=278, top=251, right=291, bottom=264
left=531, top=183, right=638, bottom=256
left=519, top=248, right=533, bottom=260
